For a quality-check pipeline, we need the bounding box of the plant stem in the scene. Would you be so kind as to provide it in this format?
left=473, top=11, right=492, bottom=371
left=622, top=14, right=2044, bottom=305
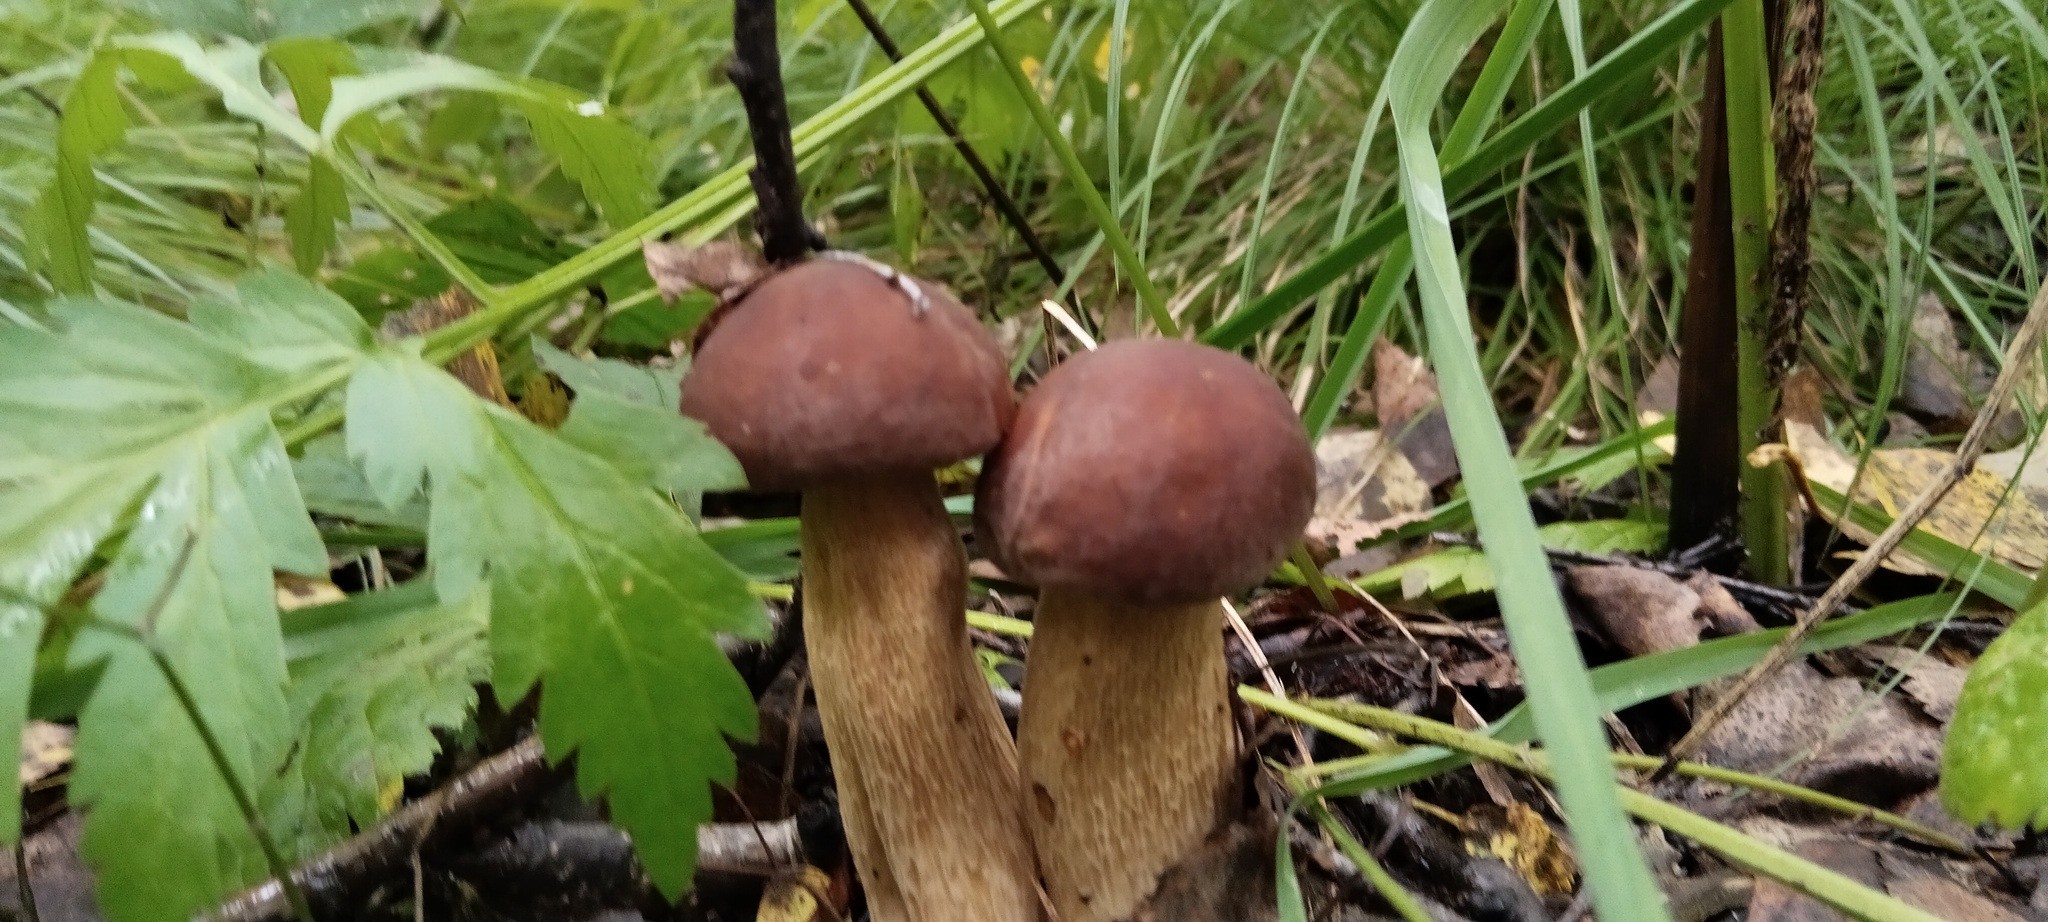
left=94, top=536, right=316, bottom=922
left=959, top=0, right=1176, bottom=338
left=840, top=0, right=1088, bottom=329
left=1301, top=800, right=1434, bottom=922
left=1721, top=0, right=1790, bottom=584
left=730, top=0, right=815, bottom=263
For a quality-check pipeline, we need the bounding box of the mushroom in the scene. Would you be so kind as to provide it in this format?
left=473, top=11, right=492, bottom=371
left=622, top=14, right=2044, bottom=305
left=679, top=259, right=1039, bottom=922
left=975, top=338, right=1316, bottom=922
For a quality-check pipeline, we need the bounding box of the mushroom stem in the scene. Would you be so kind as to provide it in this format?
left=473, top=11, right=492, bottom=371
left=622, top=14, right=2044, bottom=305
left=800, top=472, right=1040, bottom=922
left=1017, top=588, right=1239, bottom=922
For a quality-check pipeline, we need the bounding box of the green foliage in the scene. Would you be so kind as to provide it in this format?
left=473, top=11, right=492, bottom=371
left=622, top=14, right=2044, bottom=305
left=276, top=580, right=487, bottom=848
left=535, top=337, right=747, bottom=500
left=111, top=0, right=435, bottom=41
left=1355, top=519, right=1665, bottom=600
left=345, top=348, right=768, bottom=895
left=1942, top=600, right=2048, bottom=831
left=0, top=274, right=345, bottom=919
left=30, top=52, right=133, bottom=292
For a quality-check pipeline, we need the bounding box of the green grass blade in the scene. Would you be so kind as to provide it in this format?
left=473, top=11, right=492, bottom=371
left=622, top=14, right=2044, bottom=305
left=962, top=0, right=1175, bottom=337
left=1205, top=0, right=1735, bottom=351
left=1386, top=2, right=1670, bottom=916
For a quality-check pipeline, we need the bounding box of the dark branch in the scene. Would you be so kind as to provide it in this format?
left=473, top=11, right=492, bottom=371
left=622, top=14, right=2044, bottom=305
left=841, top=0, right=1094, bottom=339
left=731, top=0, right=820, bottom=264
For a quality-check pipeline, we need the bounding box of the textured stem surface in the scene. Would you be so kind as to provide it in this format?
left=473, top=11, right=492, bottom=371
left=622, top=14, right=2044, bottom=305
left=1018, top=590, right=1237, bottom=922
left=801, top=473, right=1039, bottom=922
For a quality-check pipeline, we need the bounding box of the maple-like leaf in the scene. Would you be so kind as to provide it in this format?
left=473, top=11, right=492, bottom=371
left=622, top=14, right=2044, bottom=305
left=346, top=349, right=769, bottom=894
left=0, top=271, right=365, bottom=919
left=274, top=580, right=487, bottom=848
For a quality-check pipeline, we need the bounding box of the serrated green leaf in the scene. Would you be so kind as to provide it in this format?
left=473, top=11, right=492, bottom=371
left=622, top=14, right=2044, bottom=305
left=30, top=52, right=127, bottom=293
left=111, top=0, right=434, bottom=40
left=0, top=302, right=325, bottom=920
left=1942, top=600, right=2048, bottom=831
left=345, top=351, right=768, bottom=894
left=278, top=581, right=485, bottom=844
left=321, top=56, right=519, bottom=144
left=118, top=34, right=318, bottom=148
left=294, top=433, right=429, bottom=529
left=190, top=268, right=375, bottom=377
left=330, top=196, right=572, bottom=322
left=531, top=338, right=685, bottom=408
left=0, top=274, right=371, bottom=902
left=513, top=95, right=654, bottom=227
left=557, top=391, right=747, bottom=498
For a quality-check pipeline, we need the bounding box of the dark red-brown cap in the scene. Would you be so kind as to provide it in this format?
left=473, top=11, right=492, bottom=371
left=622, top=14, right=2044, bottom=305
left=678, top=259, right=1015, bottom=491
left=975, top=339, right=1315, bottom=604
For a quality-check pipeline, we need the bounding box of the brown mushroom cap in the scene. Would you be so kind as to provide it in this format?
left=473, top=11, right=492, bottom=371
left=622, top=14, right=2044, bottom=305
left=678, top=259, right=1015, bottom=491
left=975, top=339, right=1316, bottom=604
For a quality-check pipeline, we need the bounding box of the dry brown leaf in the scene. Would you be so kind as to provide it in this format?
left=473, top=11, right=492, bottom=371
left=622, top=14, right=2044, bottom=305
left=755, top=865, right=835, bottom=922
left=1463, top=802, right=1577, bottom=896
left=1372, top=338, right=1459, bottom=487
left=379, top=288, right=511, bottom=406
left=1307, top=428, right=1431, bottom=556
left=1564, top=566, right=1706, bottom=658
left=1747, top=839, right=1885, bottom=922
left=1695, top=665, right=1941, bottom=802
left=19, top=721, right=72, bottom=787
left=1887, top=875, right=2028, bottom=922
left=1778, top=418, right=2048, bottom=576
left=274, top=574, right=345, bottom=612
left=644, top=239, right=767, bottom=304
left=1865, top=646, right=1968, bottom=724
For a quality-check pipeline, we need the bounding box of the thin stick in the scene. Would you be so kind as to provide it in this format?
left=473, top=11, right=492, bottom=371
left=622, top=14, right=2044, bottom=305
left=731, top=0, right=816, bottom=263
left=842, top=0, right=1092, bottom=338
left=1665, top=274, right=2048, bottom=765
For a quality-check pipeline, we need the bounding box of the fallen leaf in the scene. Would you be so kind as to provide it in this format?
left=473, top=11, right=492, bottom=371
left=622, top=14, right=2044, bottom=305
left=379, top=288, right=510, bottom=406
left=1900, top=292, right=1983, bottom=433
left=1688, top=573, right=1762, bottom=636
left=645, top=239, right=767, bottom=304
left=1373, top=338, right=1459, bottom=488
left=1779, top=417, right=2048, bottom=576
left=1564, top=566, right=1705, bottom=658
left=274, top=574, right=346, bottom=612
left=1307, top=427, right=1432, bottom=556
left=1695, top=664, right=1941, bottom=805
left=756, top=865, right=836, bottom=922
left=1466, top=802, right=1577, bottom=895
left=1888, top=875, right=2028, bottom=922
left=1747, top=838, right=1884, bottom=922
left=1865, top=646, right=1968, bottom=723
left=19, top=721, right=72, bottom=787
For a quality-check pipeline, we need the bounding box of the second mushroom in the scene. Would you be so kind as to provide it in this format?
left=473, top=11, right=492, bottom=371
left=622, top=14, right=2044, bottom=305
left=977, top=339, right=1317, bottom=922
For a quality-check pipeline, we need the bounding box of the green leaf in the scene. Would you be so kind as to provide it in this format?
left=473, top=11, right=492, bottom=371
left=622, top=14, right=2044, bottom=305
left=320, top=55, right=517, bottom=144
left=558, top=391, right=748, bottom=499
left=330, top=196, right=573, bottom=323
left=277, top=581, right=486, bottom=845
left=0, top=295, right=340, bottom=919
left=29, top=52, right=128, bottom=293
left=190, top=268, right=376, bottom=377
left=512, top=94, right=655, bottom=228
left=110, top=0, right=435, bottom=40
left=270, top=39, right=359, bottom=273
left=345, top=351, right=769, bottom=894
left=294, top=434, right=429, bottom=529
left=1356, top=520, right=1664, bottom=600
left=533, top=339, right=742, bottom=497
left=118, top=34, right=319, bottom=148
left=531, top=338, right=684, bottom=408
left=1383, top=0, right=1670, bottom=916
left=1942, top=600, right=2048, bottom=831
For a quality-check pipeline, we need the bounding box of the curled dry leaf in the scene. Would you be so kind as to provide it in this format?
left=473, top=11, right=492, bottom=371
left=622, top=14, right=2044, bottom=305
left=644, top=239, right=768, bottom=304
left=1307, top=427, right=1431, bottom=557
